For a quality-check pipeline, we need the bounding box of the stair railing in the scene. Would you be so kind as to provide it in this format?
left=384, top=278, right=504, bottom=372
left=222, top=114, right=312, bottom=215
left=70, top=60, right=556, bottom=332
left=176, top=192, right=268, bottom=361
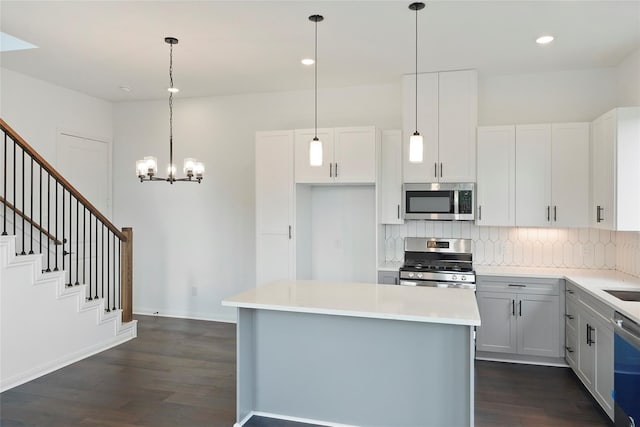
left=0, top=118, right=133, bottom=322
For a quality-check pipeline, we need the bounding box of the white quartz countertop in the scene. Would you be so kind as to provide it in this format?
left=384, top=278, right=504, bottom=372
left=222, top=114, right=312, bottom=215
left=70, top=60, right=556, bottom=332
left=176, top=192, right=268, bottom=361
left=222, top=280, right=481, bottom=326
left=476, top=266, right=640, bottom=323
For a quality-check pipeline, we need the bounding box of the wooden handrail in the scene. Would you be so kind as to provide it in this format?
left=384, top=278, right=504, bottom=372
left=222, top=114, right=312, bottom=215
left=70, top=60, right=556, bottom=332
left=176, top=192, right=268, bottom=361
left=120, top=227, right=133, bottom=322
left=0, top=196, right=63, bottom=245
left=0, top=118, right=126, bottom=242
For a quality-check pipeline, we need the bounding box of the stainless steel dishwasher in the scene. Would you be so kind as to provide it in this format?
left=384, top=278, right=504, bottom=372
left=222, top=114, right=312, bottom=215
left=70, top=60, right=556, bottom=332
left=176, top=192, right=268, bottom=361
left=613, top=311, right=640, bottom=427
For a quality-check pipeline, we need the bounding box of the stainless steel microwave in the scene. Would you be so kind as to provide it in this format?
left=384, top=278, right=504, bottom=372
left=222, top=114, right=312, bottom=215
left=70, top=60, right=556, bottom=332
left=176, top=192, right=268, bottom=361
left=403, top=183, right=475, bottom=221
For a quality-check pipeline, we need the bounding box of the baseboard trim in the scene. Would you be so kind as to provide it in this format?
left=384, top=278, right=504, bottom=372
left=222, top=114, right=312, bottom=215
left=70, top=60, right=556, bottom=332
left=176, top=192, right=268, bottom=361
left=134, top=310, right=236, bottom=324
left=475, top=354, right=568, bottom=368
left=0, top=329, right=136, bottom=392
left=238, top=411, right=358, bottom=427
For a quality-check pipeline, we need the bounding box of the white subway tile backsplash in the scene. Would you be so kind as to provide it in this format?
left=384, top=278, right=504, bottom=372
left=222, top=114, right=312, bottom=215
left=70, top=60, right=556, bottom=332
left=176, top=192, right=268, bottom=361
left=617, top=231, right=640, bottom=277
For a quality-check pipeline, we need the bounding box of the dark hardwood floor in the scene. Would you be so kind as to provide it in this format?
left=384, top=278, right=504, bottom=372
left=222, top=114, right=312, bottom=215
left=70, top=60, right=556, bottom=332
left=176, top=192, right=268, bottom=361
left=0, top=315, right=612, bottom=427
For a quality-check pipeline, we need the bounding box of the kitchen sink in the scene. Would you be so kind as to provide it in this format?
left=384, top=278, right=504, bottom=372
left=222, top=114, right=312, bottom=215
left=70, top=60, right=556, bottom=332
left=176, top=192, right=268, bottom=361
left=604, top=290, right=640, bottom=302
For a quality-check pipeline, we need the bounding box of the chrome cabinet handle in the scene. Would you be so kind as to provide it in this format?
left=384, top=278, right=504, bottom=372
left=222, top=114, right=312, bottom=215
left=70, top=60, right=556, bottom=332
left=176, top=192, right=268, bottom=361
left=288, top=225, right=292, bottom=240
left=508, top=284, right=526, bottom=288
left=512, top=300, right=515, bottom=316
left=335, top=162, right=338, bottom=178
left=478, top=205, right=482, bottom=221
left=554, top=206, right=557, bottom=222
left=440, top=162, right=443, bottom=178
left=547, top=206, right=550, bottom=222
left=329, top=163, right=333, bottom=178
left=397, top=204, right=400, bottom=219
left=519, top=300, right=522, bottom=317
left=434, top=162, right=437, bottom=178
left=596, top=205, right=604, bottom=223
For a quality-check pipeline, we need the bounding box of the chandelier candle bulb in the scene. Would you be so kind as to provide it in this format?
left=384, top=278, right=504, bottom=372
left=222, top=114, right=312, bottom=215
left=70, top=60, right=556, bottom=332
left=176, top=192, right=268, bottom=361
left=145, top=156, right=158, bottom=175
left=183, top=158, right=196, bottom=175
left=194, top=162, right=205, bottom=178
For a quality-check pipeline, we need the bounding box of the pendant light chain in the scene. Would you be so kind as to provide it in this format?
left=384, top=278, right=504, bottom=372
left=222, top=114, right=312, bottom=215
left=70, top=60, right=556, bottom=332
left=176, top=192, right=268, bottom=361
left=169, top=42, right=174, bottom=179
left=415, top=5, right=418, bottom=134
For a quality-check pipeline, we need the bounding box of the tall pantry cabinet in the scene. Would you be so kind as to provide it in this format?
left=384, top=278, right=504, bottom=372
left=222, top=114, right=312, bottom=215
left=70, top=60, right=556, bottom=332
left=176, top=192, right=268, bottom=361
left=255, top=131, right=295, bottom=287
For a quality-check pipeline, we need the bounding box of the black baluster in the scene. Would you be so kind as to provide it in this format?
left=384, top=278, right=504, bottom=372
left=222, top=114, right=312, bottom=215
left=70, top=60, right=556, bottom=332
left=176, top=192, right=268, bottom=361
left=88, top=214, right=92, bottom=300
left=75, top=199, right=79, bottom=285
left=82, top=206, right=86, bottom=285
left=54, top=182, right=59, bottom=271
left=106, top=231, right=110, bottom=312
left=101, top=222, right=105, bottom=300
left=13, top=138, right=16, bottom=239
left=112, top=233, right=116, bottom=311
left=20, top=147, right=25, bottom=255
left=39, top=166, right=42, bottom=255
left=117, top=242, right=121, bottom=309
left=29, top=157, right=34, bottom=254
left=46, top=174, right=51, bottom=272
left=95, top=217, right=98, bottom=300
left=2, top=132, right=6, bottom=236
left=62, top=188, right=65, bottom=275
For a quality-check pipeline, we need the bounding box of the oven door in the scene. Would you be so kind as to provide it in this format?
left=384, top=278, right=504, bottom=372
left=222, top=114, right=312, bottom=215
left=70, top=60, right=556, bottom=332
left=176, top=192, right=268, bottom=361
left=614, top=312, right=640, bottom=427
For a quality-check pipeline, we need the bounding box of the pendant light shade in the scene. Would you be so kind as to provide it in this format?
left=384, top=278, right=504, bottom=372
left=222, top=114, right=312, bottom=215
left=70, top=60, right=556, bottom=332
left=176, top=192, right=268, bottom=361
left=309, top=14, right=324, bottom=167
left=409, top=2, right=425, bottom=164
left=409, top=132, right=424, bottom=163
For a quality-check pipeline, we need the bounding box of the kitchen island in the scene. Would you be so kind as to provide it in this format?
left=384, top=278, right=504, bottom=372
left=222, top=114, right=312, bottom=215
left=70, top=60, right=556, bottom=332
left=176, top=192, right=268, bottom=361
left=222, top=280, right=481, bottom=427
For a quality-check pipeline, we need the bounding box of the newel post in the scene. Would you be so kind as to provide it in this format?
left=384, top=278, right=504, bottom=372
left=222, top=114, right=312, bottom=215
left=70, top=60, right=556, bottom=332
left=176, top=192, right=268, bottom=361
left=121, top=227, right=133, bottom=323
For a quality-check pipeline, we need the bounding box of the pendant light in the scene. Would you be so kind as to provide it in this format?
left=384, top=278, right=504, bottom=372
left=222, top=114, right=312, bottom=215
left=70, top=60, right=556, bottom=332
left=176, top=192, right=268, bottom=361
left=409, top=2, right=425, bottom=164
left=309, top=14, right=324, bottom=167
left=136, top=37, right=204, bottom=184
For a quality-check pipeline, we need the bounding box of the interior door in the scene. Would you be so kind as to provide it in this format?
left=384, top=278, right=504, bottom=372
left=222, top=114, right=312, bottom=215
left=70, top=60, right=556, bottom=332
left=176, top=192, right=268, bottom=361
left=56, top=132, right=110, bottom=287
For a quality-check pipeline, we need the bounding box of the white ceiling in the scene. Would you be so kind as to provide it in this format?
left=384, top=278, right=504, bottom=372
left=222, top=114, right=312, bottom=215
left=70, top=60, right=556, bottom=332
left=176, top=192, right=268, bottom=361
left=1, top=1, right=639, bottom=102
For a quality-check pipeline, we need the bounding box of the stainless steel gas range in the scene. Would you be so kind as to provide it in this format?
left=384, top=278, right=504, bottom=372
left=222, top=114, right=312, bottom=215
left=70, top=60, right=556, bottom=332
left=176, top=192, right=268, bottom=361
left=399, top=237, right=475, bottom=290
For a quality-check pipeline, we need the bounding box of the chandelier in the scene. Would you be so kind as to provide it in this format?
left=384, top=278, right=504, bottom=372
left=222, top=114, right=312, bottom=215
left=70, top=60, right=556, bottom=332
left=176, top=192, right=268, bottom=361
left=136, top=37, right=204, bottom=184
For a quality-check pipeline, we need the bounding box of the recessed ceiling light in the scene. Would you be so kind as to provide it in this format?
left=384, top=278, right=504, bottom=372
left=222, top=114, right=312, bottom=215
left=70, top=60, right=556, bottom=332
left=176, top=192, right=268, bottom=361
left=301, top=58, right=315, bottom=66
left=536, top=35, right=554, bottom=45
left=119, top=86, right=131, bottom=93
left=167, top=87, right=179, bottom=93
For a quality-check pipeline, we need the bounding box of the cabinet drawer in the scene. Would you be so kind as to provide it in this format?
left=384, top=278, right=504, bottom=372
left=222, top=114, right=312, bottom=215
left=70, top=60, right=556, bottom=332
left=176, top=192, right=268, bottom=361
left=565, top=280, right=614, bottom=325
left=477, top=277, right=560, bottom=295
left=565, top=298, right=578, bottom=333
left=565, top=329, right=578, bottom=368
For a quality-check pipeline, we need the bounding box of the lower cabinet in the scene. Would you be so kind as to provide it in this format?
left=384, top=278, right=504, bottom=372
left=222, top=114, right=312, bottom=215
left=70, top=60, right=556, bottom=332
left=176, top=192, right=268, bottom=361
left=476, top=276, right=562, bottom=359
left=377, top=270, right=399, bottom=285
left=565, top=283, right=614, bottom=420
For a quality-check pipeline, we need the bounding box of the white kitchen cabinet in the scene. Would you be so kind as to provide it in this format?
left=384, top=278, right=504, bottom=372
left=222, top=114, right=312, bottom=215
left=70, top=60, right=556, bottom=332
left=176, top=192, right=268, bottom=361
left=402, top=70, right=477, bottom=183
left=256, top=131, right=295, bottom=287
left=565, top=282, right=614, bottom=420
left=476, top=277, right=562, bottom=361
left=476, top=126, right=515, bottom=226
left=378, top=130, right=402, bottom=224
left=377, top=270, right=399, bottom=285
left=591, top=107, right=640, bottom=231
left=515, top=123, right=590, bottom=227
left=295, top=127, right=376, bottom=184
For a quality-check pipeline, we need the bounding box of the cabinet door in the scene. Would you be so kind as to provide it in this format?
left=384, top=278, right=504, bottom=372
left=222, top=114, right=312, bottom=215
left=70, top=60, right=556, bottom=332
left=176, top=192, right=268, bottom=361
left=476, top=126, right=515, bottom=226
left=402, top=72, right=439, bottom=183
left=438, top=70, right=477, bottom=183
left=476, top=292, right=517, bottom=354
left=551, top=123, right=590, bottom=227
left=516, top=294, right=560, bottom=357
left=256, top=131, right=294, bottom=287
left=577, top=313, right=596, bottom=389
left=379, top=130, right=403, bottom=224
left=593, top=319, right=614, bottom=419
left=334, top=126, right=376, bottom=183
left=294, top=128, right=335, bottom=183
left=515, top=124, right=552, bottom=227
left=591, top=112, right=615, bottom=229
left=377, top=271, right=399, bottom=285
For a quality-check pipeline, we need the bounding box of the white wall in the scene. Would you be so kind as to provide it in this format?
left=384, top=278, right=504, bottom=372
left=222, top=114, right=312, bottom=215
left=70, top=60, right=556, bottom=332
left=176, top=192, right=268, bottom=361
left=0, top=68, right=113, bottom=165
left=478, top=68, right=617, bottom=125
left=112, top=83, right=401, bottom=322
left=616, top=48, right=640, bottom=107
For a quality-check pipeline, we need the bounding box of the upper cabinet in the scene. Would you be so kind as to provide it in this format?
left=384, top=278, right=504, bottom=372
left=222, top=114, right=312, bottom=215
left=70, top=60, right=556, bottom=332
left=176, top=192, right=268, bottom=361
left=515, top=123, right=590, bottom=228
left=402, top=69, right=477, bottom=183
left=378, top=129, right=403, bottom=224
left=591, top=107, right=640, bottom=231
left=477, top=126, right=516, bottom=226
left=295, top=126, right=376, bottom=184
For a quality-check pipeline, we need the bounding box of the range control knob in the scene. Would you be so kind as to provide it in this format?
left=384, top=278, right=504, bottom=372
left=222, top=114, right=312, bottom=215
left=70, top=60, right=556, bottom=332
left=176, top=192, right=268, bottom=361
left=417, top=273, right=423, bottom=279
left=452, top=275, right=458, bottom=281
left=408, top=272, right=414, bottom=278
left=461, top=276, right=466, bottom=281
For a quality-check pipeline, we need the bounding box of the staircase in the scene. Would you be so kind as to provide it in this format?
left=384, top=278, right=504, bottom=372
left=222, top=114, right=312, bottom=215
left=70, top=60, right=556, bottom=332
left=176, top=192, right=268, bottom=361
left=0, top=118, right=136, bottom=392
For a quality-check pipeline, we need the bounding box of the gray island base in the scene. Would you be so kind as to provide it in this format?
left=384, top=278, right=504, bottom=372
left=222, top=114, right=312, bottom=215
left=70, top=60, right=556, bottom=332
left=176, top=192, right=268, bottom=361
left=222, top=280, right=480, bottom=427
